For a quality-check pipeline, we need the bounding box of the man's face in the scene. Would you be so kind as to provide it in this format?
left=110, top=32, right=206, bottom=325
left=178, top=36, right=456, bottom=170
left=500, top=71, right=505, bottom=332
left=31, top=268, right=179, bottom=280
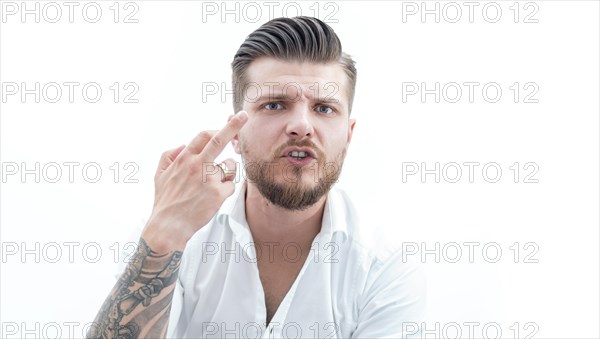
left=232, top=57, right=356, bottom=211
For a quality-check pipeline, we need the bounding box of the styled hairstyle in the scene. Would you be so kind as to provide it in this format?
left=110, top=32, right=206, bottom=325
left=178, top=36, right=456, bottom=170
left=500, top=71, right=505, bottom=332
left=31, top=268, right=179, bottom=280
left=231, top=16, right=357, bottom=115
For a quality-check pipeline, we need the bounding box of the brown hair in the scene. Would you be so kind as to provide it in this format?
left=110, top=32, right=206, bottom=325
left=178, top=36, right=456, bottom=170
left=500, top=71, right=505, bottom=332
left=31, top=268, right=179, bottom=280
left=231, top=16, right=357, bottom=115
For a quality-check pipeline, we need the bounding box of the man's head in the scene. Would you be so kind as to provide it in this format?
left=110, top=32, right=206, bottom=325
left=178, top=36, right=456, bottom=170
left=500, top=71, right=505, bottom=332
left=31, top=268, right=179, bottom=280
left=230, top=16, right=357, bottom=211
left=231, top=16, right=357, bottom=114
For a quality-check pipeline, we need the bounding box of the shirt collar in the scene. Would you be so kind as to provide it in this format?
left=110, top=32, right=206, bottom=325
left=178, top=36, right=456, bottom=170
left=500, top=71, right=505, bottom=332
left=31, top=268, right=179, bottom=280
left=217, top=180, right=352, bottom=243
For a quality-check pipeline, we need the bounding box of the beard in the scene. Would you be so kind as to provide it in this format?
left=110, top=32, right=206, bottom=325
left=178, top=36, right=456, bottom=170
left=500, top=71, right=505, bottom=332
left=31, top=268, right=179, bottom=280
left=240, top=138, right=347, bottom=211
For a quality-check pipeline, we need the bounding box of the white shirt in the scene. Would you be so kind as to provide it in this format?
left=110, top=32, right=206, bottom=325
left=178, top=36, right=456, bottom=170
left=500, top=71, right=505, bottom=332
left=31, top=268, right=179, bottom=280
left=165, top=180, right=426, bottom=338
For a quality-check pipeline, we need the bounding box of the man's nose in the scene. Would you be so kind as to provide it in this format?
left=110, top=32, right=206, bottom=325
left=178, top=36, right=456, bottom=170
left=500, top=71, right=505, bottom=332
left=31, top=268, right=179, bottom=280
left=285, top=105, right=314, bottom=140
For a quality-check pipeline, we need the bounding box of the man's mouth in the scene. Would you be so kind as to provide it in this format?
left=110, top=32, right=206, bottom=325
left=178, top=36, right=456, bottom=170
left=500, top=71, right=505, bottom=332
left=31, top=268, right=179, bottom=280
left=288, top=151, right=308, bottom=159
left=280, top=147, right=316, bottom=160
left=280, top=149, right=316, bottom=167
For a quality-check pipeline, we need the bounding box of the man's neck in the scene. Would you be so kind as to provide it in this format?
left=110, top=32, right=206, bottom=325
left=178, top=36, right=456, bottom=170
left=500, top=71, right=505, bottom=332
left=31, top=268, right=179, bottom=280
left=244, top=180, right=327, bottom=246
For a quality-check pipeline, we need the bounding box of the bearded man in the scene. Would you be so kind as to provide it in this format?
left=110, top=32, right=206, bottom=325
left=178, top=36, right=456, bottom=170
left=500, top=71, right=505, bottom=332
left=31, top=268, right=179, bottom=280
left=88, top=16, right=425, bottom=339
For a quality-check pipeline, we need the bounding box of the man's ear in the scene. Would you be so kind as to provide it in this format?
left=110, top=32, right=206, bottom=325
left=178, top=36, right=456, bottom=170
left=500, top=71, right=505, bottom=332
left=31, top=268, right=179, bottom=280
left=347, top=118, right=356, bottom=144
left=229, top=114, right=242, bottom=154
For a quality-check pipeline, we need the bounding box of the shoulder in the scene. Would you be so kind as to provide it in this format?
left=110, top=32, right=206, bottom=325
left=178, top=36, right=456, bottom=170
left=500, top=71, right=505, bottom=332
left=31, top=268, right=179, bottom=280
left=346, top=232, right=427, bottom=337
left=330, top=186, right=426, bottom=330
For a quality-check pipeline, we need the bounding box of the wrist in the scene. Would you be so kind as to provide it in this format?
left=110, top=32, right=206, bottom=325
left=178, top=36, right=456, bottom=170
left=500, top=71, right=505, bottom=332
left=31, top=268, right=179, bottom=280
left=141, top=217, right=191, bottom=254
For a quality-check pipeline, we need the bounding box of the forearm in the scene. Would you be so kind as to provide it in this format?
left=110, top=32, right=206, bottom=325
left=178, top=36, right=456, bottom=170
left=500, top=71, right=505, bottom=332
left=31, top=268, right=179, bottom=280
left=87, top=238, right=183, bottom=339
left=86, top=113, right=245, bottom=338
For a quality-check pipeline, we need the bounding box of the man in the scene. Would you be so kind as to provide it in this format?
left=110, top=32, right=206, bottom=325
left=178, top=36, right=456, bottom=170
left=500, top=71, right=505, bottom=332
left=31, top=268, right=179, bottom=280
left=89, top=16, right=425, bottom=338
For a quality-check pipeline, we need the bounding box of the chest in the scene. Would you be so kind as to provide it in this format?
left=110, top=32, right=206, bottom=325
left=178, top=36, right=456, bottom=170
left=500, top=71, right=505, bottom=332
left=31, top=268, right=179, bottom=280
left=257, top=251, right=309, bottom=324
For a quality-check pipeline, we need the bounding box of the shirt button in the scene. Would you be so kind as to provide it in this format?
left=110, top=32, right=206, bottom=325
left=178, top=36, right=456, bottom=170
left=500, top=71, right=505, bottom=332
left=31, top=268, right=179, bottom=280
left=270, top=327, right=273, bottom=333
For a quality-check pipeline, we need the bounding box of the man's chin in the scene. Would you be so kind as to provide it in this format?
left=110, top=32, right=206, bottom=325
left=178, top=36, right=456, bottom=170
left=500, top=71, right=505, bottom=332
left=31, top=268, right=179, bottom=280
left=255, top=177, right=329, bottom=211
left=243, top=156, right=341, bottom=211
left=275, top=173, right=318, bottom=187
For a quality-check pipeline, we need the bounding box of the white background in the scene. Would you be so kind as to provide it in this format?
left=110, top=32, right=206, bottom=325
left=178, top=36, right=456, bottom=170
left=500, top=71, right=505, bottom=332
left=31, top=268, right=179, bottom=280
left=1, top=1, right=599, bottom=338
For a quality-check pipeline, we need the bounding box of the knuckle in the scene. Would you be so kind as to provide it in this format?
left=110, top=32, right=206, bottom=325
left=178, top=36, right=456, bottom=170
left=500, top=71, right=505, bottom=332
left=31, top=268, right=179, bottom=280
left=199, top=131, right=212, bottom=143
left=174, top=151, right=188, bottom=164
left=158, top=151, right=170, bottom=163
left=188, top=161, right=202, bottom=174
left=189, top=160, right=215, bottom=179
left=209, top=136, right=223, bottom=149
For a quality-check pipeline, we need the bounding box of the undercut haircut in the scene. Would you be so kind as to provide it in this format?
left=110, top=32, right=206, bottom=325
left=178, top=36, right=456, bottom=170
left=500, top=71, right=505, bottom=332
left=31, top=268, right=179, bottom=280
left=231, top=16, right=357, bottom=115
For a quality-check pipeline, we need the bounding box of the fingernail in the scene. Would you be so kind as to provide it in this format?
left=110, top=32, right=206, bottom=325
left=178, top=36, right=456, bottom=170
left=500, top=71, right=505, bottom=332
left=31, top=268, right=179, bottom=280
left=237, top=111, right=248, bottom=122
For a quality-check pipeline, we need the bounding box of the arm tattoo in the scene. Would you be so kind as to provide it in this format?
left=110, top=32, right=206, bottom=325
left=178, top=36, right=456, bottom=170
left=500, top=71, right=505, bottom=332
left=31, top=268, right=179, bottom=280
left=87, top=238, right=183, bottom=339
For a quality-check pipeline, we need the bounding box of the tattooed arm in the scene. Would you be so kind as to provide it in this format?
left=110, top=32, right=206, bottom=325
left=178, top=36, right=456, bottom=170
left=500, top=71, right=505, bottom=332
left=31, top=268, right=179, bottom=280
left=87, top=238, right=182, bottom=338
left=87, top=112, right=248, bottom=338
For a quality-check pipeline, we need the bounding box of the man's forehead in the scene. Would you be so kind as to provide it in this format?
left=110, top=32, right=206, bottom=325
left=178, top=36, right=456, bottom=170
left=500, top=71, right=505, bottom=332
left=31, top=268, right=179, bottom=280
left=244, top=57, right=349, bottom=101
left=248, top=58, right=343, bottom=82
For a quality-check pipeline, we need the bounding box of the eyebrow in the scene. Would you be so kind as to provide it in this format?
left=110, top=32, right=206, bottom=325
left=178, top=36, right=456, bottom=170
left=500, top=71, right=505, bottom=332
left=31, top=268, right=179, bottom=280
left=255, top=94, right=340, bottom=104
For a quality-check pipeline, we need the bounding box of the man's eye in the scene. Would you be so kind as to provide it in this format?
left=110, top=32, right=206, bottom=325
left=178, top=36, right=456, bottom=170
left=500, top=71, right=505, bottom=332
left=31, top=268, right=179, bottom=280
left=316, top=105, right=333, bottom=114
left=264, top=103, right=283, bottom=110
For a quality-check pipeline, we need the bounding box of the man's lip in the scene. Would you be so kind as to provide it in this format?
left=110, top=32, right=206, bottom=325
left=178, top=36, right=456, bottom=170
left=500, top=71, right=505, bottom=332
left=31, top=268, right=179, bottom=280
left=280, top=147, right=316, bottom=159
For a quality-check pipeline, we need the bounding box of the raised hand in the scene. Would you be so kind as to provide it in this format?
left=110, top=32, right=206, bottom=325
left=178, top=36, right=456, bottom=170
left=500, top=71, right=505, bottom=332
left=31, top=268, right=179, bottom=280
left=142, top=110, right=248, bottom=253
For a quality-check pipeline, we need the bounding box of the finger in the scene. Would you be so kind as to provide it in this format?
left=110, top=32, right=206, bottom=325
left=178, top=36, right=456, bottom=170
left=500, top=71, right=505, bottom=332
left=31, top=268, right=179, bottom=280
left=185, top=130, right=217, bottom=155
left=218, top=179, right=236, bottom=198
left=218, top=158, right=238, bottom=182
left=201, top=111, right=248, bottom=162
left=157, top=145, right=186, bottom=173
